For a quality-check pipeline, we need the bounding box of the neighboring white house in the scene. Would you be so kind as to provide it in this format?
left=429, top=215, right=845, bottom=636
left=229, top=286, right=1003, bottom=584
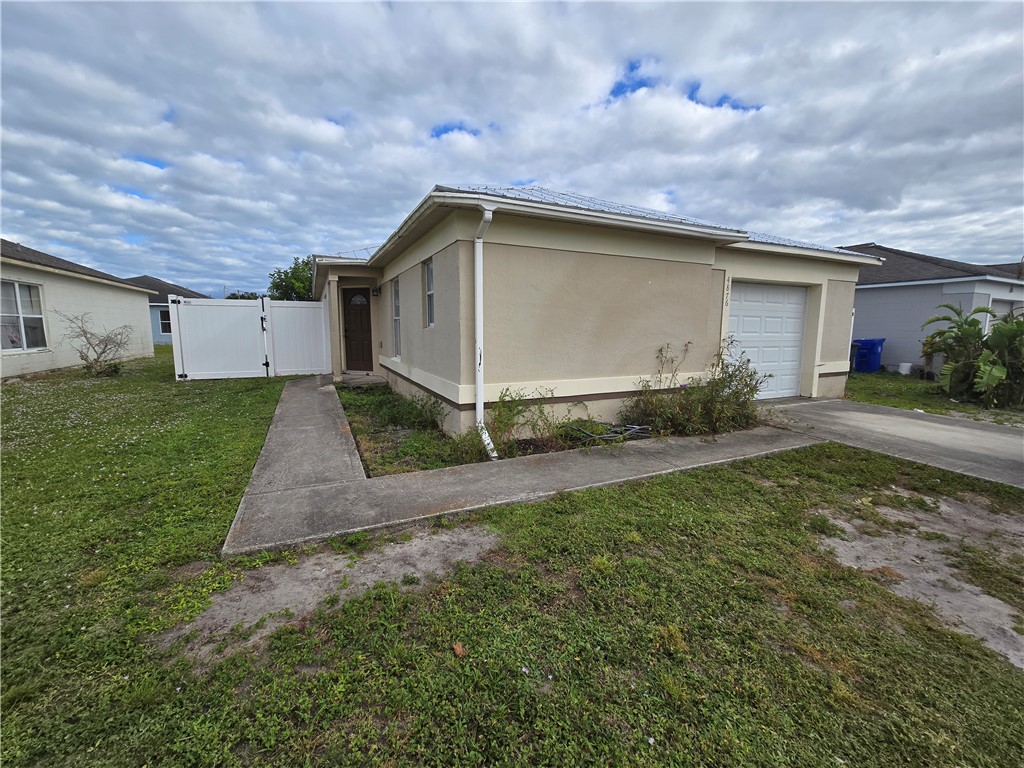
left=846, top=243, right=1024, bottom=370
left=124, top=275, right=210, bottom=345
left=1, top=238, right=154, bottom=377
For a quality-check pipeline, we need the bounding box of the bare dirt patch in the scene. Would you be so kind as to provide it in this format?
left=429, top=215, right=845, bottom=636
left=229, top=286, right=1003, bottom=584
left=821, top=493, right=1024, bottom=668
left=157, top=525, right=499, bottom=662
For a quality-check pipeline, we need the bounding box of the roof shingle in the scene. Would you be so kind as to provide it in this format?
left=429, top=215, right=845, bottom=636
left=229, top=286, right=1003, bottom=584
left=1, top=238, right=145, bottom=290
left=842, top=243, right=1022, bottom=285
left=124, top=275, right=210, bottom=303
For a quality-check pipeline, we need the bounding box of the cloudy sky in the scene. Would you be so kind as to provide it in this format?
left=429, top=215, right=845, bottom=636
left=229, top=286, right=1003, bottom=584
left=2, top=1, right=1021, bottom=296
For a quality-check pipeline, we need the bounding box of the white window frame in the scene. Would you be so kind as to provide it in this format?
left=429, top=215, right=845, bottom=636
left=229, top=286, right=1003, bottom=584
left=423, top=259, right=434, bottom=328
left=159, top=308, right=172, bottom=335
left=392, top=278, right=401, bottom=359
left=1, top=279, right=48, bottom=352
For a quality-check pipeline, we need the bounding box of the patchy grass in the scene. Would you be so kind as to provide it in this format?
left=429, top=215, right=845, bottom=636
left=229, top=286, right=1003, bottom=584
left=3, top=357, right=1024, bottom=766
left=946, top=545, right=1024, bottom=616
left=336, top=385, right=487, bottom=475
left=846, top=371, right=1024, bottom=425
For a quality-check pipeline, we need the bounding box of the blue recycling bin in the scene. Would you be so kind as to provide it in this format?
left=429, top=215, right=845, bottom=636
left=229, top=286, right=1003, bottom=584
left=852, top=338, right=885, bottom=373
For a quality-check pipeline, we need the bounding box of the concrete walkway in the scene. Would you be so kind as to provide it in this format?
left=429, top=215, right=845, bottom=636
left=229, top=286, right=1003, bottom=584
left=222, top=378, right=818, bottom=555
left=773, top=399, right=1024, bottom=489
left=223, top=382, right=1023, bottom=556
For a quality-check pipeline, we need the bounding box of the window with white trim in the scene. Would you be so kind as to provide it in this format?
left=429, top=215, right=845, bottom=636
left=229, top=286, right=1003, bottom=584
left=159, top=309, right=172, bottom=335
left=392, top=278, right=401, bottom=358
left=423, top=259, right=434, bottom=327
left=1, top=279, right=47, bottom=351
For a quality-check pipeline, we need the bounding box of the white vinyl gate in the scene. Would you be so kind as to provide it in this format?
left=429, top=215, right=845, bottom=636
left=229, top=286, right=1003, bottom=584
left=168, top=296, right=331, bottom=380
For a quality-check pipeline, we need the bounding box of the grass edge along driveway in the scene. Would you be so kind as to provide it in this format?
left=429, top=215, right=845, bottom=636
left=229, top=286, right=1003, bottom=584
left=2, top=351, right=1023, bottom=766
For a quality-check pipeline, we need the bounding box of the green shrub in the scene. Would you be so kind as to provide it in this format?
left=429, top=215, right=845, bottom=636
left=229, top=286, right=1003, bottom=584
left=620, top=341, right=768, bottom=436
left=484, top=387, right=584, bottom=455
left=923, top=304, right=1024, bottom=409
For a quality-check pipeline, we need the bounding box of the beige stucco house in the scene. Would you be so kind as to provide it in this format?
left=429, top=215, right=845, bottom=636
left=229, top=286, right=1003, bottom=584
left=313, top=186, right=880, bottom=434
left=2, top=239, right=154, bottom=377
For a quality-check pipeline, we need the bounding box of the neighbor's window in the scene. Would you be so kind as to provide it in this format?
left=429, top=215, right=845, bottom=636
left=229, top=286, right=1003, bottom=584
left=392, top=278, right=401, bottom=358
left=159, top=309, right=172, bottom=335
left=1, top=279, right=47, bottom=351
left=423, top=259, right=434, bottom=327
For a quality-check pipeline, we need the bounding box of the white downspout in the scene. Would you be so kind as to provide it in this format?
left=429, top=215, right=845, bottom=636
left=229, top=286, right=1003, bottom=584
left=475, top=206, right=499, bottom=459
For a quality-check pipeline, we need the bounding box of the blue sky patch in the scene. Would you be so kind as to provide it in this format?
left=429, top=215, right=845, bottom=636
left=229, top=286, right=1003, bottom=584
left=112, top=184, right=151, bottom=200
left=430, top=121, right=481, bottom=139
left=511, top=178, right=536, bottom=187
left=162, top=105, right=176, bottom=123
left=607, top=59, right=660, bottom=101
left=685, top=81, right=761, bottom=112
left=125, top=153, right=168, bottom=169
left=121, top=233, right=147, bottom=245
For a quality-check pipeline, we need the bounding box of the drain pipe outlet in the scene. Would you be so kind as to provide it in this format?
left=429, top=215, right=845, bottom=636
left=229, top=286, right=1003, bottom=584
left=475, top=206, right=498, bottom=459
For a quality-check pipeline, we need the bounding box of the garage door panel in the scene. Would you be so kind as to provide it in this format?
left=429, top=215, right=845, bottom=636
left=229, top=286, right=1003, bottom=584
left=782, top=345, right=801, bottom=363
left=740, top=316, right=761, bottom=334
left=728, top=282, right=806, bottom=399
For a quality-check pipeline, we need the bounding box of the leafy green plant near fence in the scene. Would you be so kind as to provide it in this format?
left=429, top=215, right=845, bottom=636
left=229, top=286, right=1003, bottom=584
left=922, top=304, right=1024, bottom=409
left=620, top=340, right=769, bottom=436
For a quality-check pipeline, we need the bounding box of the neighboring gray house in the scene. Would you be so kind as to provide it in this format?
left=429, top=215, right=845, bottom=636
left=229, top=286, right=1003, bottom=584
left=1, top=239, right=154, bottom=376
left=845, top=243, right=1024, bottom=370
left=124, top=275, right=209, bottom=345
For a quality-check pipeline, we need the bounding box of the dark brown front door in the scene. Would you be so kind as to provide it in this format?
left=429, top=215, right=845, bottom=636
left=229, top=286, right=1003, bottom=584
left=343, top=288, right=372, bottom=371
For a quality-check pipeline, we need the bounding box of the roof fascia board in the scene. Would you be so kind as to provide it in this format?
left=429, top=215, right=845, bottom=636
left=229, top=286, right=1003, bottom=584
left=723, top=240, right=882, bottom=265
left=368, top=189, right=440, bottom=266
left=0, top=257, right=155, bottom=294
left=856, top=275, right=1024, bottom=290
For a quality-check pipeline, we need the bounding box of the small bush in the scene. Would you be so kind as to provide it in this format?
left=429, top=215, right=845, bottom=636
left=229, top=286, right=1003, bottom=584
left=620, top=340, right=768, bottom=436
left=484, top=388, right=585, bottom=455
left=56, top=311, right=133, bottom=376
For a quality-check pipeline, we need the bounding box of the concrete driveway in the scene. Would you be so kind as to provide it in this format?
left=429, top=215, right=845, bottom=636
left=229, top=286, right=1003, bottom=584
left=773, top=399, right=1024, bottom=489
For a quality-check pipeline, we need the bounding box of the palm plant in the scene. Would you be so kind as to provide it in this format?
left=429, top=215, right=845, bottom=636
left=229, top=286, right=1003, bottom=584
left=921, top=304, right=995, bottom=399
left=974, top=316, right=1024, bottom=408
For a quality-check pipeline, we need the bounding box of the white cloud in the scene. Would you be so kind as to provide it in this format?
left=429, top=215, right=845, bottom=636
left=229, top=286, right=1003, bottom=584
left=1, top=1, right=1021, bottom=297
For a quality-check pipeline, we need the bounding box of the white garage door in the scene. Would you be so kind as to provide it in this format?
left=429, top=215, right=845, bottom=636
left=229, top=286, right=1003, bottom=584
left=728, top=283, right=806, bottom=399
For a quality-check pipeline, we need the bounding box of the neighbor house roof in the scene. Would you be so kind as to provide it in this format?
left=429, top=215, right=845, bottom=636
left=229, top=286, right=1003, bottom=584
left=1, top=238, right=151, bottom=292
left=842, top=243, right=1023, bottom=286
left=988, top=262, right=1024, bottom=280
left=124, top=274, right=210, bottom=303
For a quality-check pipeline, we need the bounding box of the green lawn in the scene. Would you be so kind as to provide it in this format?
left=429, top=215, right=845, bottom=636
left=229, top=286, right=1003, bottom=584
left=846, top=371, right=1024, bottom=425
left=3, top=351, right=1023, bottom=766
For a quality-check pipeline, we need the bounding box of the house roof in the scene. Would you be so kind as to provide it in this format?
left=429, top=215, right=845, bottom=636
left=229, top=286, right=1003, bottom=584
left=315, top=185, right=881, bottom=297
left=842, top=243, right=1024, bottom=286
left=1, top=238, right=150, bottom=292
left=429, top=185, right=867, bottom=257
left=433, top=184, right=737, bottom=233
left=124, top=274, right=210, bottom=303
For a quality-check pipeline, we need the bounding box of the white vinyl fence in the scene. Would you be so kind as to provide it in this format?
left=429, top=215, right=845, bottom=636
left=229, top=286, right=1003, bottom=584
left=168, top=296, right=331, bottom=380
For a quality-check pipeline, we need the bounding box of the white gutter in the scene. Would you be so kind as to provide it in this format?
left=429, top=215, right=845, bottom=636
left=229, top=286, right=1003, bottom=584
left=474, top=206, right=499, bottom=459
